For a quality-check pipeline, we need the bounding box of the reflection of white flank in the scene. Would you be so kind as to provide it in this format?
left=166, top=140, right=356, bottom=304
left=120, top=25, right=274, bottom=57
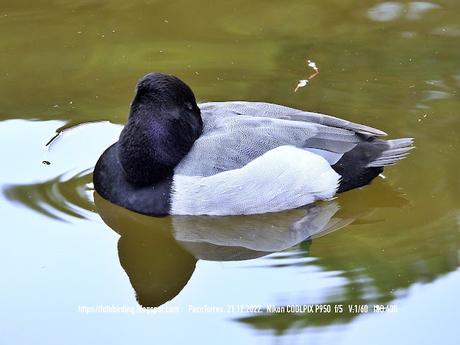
left=172, top=201, right=344, bottom=254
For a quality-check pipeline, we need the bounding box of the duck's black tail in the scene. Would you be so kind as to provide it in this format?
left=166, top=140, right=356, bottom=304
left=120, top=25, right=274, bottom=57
left=332, top=138, right=414, bottom=193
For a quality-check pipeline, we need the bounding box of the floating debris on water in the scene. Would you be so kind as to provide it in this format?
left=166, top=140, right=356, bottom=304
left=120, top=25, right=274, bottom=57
left=295, top=59, right=320, bottom=92
left=45, top=132, right=60, bottom=147
left=42, top=160, right=51, bottom=165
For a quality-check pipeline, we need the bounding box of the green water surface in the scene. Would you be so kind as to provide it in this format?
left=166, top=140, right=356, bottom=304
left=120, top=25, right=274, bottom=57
left=1, top=1, right=459, bottom=344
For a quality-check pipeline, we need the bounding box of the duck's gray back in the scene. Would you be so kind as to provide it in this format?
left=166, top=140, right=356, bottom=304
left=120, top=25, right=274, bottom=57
left=174, top=101, right=386, bottom=177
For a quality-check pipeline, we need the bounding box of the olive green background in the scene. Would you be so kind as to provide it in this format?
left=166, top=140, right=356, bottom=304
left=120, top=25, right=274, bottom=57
left=0, top=1, right=459, bottom=344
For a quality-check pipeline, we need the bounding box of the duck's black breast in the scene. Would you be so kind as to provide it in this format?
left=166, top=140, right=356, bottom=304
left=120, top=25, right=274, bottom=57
left=93, top=143, right=173, bottom=216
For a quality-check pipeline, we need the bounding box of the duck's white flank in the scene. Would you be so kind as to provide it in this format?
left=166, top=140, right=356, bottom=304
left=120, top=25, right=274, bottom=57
left=171, top=145, right=340, bottom=216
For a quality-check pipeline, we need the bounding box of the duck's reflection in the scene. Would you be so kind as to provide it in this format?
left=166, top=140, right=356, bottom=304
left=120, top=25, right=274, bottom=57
left=94, top=195, right=195, bottom=307
left=94, top=180, right=407, bottom=308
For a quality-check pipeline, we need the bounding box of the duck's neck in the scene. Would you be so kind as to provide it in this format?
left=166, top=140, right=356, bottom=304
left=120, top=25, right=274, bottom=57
left=117, top=103, right=202, bottom=186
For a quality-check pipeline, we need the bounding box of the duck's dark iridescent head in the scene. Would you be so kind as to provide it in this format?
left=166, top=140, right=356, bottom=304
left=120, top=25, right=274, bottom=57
left=118, top=73, right=203, bottom=186
left=132, top=72, right=201, bottom=115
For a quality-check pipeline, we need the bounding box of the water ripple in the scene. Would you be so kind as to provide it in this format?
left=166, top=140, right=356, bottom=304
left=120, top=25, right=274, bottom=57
left=3, top=169, right=97, bottom=222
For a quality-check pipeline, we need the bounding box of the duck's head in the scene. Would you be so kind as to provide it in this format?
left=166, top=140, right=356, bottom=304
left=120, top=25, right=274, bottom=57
left=118, top=73, right=203, bottom=186
left=132, top=72, right=201, bottom=114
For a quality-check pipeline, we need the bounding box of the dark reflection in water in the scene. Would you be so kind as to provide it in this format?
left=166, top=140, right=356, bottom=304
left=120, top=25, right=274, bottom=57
left=93, top=193, right=194, bottom=307
left=93, top=180, right=419, bottom=313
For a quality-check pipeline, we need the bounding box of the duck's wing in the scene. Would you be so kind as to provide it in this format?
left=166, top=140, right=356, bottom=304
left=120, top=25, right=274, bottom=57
left=175, top=101, right=387, bottom=177
left=200, top=101, right=387, bottom=137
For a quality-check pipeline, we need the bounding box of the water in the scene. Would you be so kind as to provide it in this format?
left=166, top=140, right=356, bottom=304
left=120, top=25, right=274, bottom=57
left=1, top=1, right=459, bottom=344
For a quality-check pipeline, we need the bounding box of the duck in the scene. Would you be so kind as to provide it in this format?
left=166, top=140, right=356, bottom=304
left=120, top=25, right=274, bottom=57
left=94, top=72, right=413, bottom=216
